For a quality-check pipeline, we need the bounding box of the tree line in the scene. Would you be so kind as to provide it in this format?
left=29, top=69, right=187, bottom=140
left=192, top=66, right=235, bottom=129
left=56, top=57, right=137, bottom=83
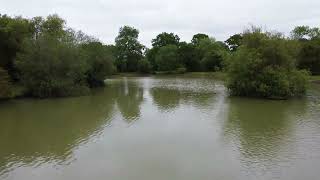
left=0, top=14, right=319, bottom=99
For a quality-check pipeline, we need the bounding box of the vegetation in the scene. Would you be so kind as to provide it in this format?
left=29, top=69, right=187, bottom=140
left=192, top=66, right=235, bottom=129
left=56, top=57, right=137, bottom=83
left=1, top=14, right=115, bottom=98
left=227, top=27, right=309, bottom=99
left=0, top=67, right=11, bottom=99
left=115, top=26, right=144, bottom=72
left=1, top=13, right=319, bottom=100
left=291, top=26, right=320, bottom=75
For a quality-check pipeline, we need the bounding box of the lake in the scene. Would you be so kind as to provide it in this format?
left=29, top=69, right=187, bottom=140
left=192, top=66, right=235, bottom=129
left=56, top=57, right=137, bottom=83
left=0, top=76, right=320, bottom=180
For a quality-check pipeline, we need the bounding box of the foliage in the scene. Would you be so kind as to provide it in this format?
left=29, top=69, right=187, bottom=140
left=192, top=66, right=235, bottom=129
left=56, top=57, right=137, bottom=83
left=151, top=32, right=180, bottom=48
left=145, top=47, right=159, bottom=70
left=297, top=39, right=320, bottom=75
left=0, top=67, right=11, bottom=99
left=227, top=28, right=308, bottom=99
left=225, top=34, right=243, bottom=52
left=138, top=58, right=152, bottom=74
left=291, top=26, right=320, bottom=75
left=291, top=26, right=320, bottom=40
left=155, top=45, right=180, bottom=71
left=115, top=26, right=144, bottom=72
left=81, top=41, right=115, bottom=87
left=196, top=38, right=228, bottom=71
left=178, top=42, right=199, bottom=71
left=200, top=50, right=224, bottom=71
left=15, top=33, right=90, bottom=98
left=191, top=33, right=209, bottom=46
left=0, top=15, right=33, bottom=80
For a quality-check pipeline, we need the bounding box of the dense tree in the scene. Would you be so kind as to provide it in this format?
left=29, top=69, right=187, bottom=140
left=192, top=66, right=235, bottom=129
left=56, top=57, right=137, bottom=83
left=225, top=34, right=243, bottom=52
left=151, top=32, right=180, bottom=48
left=296, top=38, right=320, bottom=75
left=81, top=41, right=115, bottom=87
left=178, top=42, right=199, bottom=71
left=145, top=47, right=159, bottom=70
left=138, top=58, right=152, bottom=74
left=16, top=34, right=90, bottom=98
left=0, top=15, right=33, bottom=80
left=146, top=32, right=180, bottom=71
left=155, top=45, right=180, bottom=71
left=191, top=33, right=209, bottom=46
left=196, top=38, right=228, bottom=71
left=291, top=26, right=320, bottom=75
left=115, top=26, right=144, bottom=72
left=227, top=27, right=308, bottom=99
left=291, top=26, right=320, bottom=40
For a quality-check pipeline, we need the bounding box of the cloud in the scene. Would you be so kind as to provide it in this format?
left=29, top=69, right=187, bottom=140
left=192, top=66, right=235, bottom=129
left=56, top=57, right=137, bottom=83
left=1, top=0, right=319, bottom=46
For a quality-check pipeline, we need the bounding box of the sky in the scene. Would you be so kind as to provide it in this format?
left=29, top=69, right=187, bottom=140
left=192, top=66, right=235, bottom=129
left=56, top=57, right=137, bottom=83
left=1, top=0, right=319, bottom=46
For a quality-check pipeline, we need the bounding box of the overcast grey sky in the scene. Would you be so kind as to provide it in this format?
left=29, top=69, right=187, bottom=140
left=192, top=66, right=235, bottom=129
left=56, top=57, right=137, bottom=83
left=1, top=0, right=319, bottom=46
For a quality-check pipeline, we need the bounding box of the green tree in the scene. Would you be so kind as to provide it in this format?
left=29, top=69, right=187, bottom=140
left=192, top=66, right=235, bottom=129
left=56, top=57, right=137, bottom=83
left=196, top=38, right=228, bottom=71
left=138, top=58, right=152, bottom=74
left=16, top=34, right=89, bottom=98
left=151, top=32, right=180, bottom=48
left=155, top=45, right=180, bottom=71
left=145, top=47, right=159, bottom=71
left=227, top=27, right=308, bottom=99
left=191, top=33, right=209, bottom=46
left=115, top=26, right=144, bottom=72
left=297, top=38, right=320, bottom=75
left=0, top=15, right=33, bottom=81
left=81, top=41, right=115, bottom=87
left=225, top=34, right=243, bottom=51
left=291, top=26, right=320, bottom=75
left=178, top=42, right=199, bottom=71
left=291, top=26, right=311, bottom=40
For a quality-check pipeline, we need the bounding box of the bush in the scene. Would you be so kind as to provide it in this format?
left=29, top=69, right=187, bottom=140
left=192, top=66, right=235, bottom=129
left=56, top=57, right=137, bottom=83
left=16, top=35, right=90, bottom=98
left=81, top=42, right=115, bottom=87
left=0, top=67, right=12, bottom=99
left=227, top=28, right=308, bottom=99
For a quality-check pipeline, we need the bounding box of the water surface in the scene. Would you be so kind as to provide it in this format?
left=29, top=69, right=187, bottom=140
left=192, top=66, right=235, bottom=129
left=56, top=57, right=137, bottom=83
left=0, top=76, right=320, bottom=180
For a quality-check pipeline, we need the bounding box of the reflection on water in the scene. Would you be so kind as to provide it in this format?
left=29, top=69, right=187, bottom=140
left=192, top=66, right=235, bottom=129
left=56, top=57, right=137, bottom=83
left=0, top=89, right=116, bottom=175
left=224, top=98, right=307, bottom=163
left=0, top=77, right=320, bottom=180
left=109, top=78, right=144, bottom=122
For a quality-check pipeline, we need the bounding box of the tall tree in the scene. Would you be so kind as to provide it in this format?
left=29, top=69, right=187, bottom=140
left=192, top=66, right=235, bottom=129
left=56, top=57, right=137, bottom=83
left=225, top=34, right=243, bottom=51
left=115, top=26, right=144, bottom=72
left=178, top=42, right=199, bottom=71
left=151, top=32, right=180, bottom=48
left=191, top=33, right=209, bottom=46
left=155, top=45, right=180, bottom=71
left=0, top=15, right=33, bottom=80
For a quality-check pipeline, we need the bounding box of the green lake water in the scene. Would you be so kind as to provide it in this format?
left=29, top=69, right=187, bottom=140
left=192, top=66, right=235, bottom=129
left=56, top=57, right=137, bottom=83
left=0, top=76, right=320, bottom=180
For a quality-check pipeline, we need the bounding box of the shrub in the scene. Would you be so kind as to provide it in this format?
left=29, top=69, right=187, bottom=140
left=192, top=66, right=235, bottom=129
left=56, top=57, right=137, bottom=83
left=16, top=35, right=90, bottom=98
left=227, top=28, right=308, bottom=99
